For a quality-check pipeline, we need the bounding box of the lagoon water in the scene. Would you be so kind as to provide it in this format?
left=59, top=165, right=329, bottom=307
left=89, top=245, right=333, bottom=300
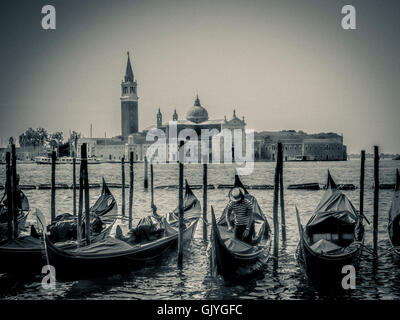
left=0, top=160, right=399, bottom=300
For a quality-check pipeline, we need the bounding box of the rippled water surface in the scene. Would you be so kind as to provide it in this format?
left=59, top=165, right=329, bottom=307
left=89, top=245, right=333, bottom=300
left=0, top=160, right=399, bottom=300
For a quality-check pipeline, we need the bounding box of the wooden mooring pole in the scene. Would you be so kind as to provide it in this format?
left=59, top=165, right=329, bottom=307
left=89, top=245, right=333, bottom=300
left=279, top=149, right=286, bottom=243
left=272, top=142, right=282, bottom=266
left=129, top=152, right=134, bottom=229
left=177, top=141, right=184, bottom=268
left=77, top=146, right=84, bottom=246
left=359, top=150, right=365, bottom=218
left=121, top=156, right=125, bottom=217
left=82, top=143, right=91, bottom=245
left=144, top=156, right=149, bottom=189
left=5, top=152, right=13, bottom=239
left=151, top=160, right=154, bottom=206
left=51, top=151, right=56, bottom=223
left=72, top=152, right=77, bottom=216
left=203, top=163, right=208, bottom=241
left=11, top=144, right=18, bottom=239
left=373, top=146, right=379, bottom=257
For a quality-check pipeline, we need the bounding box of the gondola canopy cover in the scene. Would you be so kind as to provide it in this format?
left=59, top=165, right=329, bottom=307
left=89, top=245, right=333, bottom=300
left=306, top=187, right=359, bottom=229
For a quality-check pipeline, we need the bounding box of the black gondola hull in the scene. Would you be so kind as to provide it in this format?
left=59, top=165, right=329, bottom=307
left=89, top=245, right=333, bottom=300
left=299, top=243, right=363, bottom=287
left=45, top=220, right=198, bottom=279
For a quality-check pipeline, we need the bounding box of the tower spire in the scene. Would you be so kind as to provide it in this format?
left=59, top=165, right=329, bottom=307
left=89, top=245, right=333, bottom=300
left=194, top=94, right=201, bottom=106
left=124, top=51, right=134, bottom=82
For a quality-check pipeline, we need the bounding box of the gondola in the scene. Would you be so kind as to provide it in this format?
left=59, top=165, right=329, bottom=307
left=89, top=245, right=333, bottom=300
left=210, top=175, right=271, bottom=280
left=48, top=178, right=118, bottom=245
left=0, top=188, right=29, bottom=238
left=387, top=169, right=400, bottom=257
left=42, top=181, right=201, bottom=279
left=295, top=171, right=365, bottom=285
left=0, top=179, right=118, bottom=274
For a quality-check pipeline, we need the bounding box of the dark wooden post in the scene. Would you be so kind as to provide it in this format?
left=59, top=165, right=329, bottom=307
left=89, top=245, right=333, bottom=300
left=51, top=151, right=56, bottom=223
left=77, top=148, right=84, bottom=246
left=81, top=143, right=91, bottom=245
left=279, top=149, right=286, bottom=243
left=11, top=144, right=18, bottom=239
left=359, top=150, right=365, bottom=218
left=150, top=160, right=154, bottom=210
left=72, top=151, right=77, bottom=216
left=121, top=156, right=125, bottom=217
left=373, top=146, right=379, bottom=257
left=203, top=163, right=208, bottom=241
left=144, top=156, right=149, bottom=189
left=272, top=142, right=282, bottom=266
left=129, top=152, right=134, bottom=229
left=177, top=141, right=184, bottom=267
left=5, top=152, right=13, bottom=239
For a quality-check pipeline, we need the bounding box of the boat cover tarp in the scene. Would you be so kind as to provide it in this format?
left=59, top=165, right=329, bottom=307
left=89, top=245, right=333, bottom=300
left=70, top=237, right=134, bottom=255
left=309, top=239, right=343, bottom=254
left=218, top=227, right=256, bottom=255
left=306, top=188, right=358, bottom=229
left=47, top=180, right=115, bottom=242
left=0, top=236, right=41, bottom=250
left=48, top=213, right=104, bottom=242
left=117, top=216, right=166, bottom=245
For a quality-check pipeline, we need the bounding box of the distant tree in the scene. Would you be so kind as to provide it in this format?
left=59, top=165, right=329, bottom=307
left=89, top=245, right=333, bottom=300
left=49, top=131, right=64, bottom=150
left=19, top=128, right=49, bottom=147
left=8, top=137, right=14, bottom=145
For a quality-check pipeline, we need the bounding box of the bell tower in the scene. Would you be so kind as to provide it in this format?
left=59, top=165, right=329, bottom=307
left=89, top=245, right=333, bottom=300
left=121, top=51, right=139, bottom=139
left=157, top=108, right=162, bottom=128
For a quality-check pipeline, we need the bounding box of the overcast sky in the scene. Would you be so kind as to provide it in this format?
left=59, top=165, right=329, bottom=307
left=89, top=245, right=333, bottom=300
left=0, top=0, right=399, bottom=153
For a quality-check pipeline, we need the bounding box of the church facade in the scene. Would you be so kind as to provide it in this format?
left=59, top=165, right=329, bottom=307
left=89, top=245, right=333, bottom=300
left=126, top=95, right=247, bottom=163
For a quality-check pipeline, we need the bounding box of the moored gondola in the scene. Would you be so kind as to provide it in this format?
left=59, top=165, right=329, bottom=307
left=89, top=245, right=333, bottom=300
left=210, top=175, right=271, bottom=280
left=295, top=171, right=365, bottom=286
left=0, top=179, right=118, bottom=274
left=42, top=181, right=201, bottom=279
left=387, top=169, right=400, bottom=257
left=48, top=178, right=118, bottom=245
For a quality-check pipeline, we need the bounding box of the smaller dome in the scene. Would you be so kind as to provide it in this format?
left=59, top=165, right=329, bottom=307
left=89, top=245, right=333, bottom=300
left=186, top=96, right=209, bottom=123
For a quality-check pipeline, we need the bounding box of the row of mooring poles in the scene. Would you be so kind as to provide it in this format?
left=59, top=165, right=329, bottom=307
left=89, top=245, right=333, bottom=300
left=358, top=146, right=379, bottom=260
left=120, top=152, right=135, bottom=229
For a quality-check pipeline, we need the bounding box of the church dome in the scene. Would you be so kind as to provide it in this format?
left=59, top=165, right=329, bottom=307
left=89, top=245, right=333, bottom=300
left=186, top=95, right=209, bottom=123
